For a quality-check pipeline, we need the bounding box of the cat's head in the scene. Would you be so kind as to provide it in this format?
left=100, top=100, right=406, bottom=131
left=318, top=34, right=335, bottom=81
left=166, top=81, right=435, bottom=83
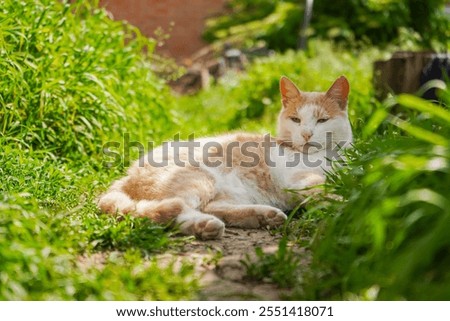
left=277, top=76, right=352, bottom=152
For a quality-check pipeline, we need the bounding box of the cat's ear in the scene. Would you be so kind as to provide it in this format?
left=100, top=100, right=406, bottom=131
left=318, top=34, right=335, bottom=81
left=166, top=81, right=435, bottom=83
left=280, top=76, right=302, bottom=109
left=326, top=76, right=350, bottom=110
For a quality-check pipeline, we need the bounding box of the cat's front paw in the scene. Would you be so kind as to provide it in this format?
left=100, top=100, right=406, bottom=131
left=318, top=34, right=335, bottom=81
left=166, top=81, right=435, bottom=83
left=194, top=217, right=225, bottom=240
left=257, top=207, right=287, bottom=228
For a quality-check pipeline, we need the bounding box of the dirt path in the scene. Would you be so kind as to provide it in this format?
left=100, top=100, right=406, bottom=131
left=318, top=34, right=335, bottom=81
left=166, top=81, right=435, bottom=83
left=79, top=228, right=293, bottom=300
left=161, top=228, right=292, bottom=300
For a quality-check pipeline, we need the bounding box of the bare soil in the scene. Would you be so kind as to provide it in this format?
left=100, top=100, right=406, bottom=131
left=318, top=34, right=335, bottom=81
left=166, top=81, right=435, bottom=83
left=78, top=228, right=295, bottom=300
left=167, top=228, right=293, bottom=300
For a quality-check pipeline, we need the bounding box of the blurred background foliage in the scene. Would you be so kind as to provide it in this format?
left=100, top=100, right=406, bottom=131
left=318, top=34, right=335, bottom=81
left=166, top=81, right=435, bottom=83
left=176, top=41, right=380, bottom=136
left=204, top=0, right=450, bottom=51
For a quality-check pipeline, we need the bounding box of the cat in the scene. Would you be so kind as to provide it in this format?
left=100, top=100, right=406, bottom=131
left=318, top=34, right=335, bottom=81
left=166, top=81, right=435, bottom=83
left=98, top=76, right=352, bottom=240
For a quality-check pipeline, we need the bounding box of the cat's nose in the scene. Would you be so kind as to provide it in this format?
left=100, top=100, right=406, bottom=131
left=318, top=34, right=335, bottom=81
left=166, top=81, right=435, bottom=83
left=302, top=131, right=312, bottom=141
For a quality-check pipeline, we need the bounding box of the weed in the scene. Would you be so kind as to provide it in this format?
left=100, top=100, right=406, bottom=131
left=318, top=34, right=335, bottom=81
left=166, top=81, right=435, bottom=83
left=241, top=238, right=301, bottom=288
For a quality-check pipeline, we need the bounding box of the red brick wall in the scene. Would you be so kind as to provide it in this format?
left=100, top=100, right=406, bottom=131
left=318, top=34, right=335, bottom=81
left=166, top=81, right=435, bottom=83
left=100, top=0, right=227, bottom=60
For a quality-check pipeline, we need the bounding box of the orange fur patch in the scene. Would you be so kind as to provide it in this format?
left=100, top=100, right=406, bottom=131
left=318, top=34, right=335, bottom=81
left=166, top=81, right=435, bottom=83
left=137, top=198, right=185, bottom=223
left=123, top=166, right=215, bottom=207
left=280, top=92, right=345, bottom=118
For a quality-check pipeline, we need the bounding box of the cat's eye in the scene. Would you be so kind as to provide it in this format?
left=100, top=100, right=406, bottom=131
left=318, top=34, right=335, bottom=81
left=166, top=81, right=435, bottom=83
left=317, top=118, right=329, bottom=124
left=290, top=117, right=301, bottom=124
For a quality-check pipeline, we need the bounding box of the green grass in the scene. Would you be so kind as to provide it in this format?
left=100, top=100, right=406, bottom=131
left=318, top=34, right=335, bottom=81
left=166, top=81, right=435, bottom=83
left=0, top=0, right=196, bottom=300
left=241, top=237, right=302, bottom=288
left=0, top=0, right=176, bottom=161
left=0, top=190, right=197, bottom=300
left=1, top=0, right=449, bottom=301
left=0, top=136, right=198, bottom=299
left=301, top=93, right=450, bottom=300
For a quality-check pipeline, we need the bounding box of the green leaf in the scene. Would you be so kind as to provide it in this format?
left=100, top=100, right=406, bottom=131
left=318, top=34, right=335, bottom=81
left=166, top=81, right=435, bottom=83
left=389, top=115, right=448, bottom=146
left=363, top=108, right=388, bottom=138
left=397, top=94, right=450, bottom=123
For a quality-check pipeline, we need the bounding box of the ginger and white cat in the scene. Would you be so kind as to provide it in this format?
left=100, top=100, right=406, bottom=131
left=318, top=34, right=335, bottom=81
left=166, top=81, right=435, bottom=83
left=98, top=76, right=352, bottom=239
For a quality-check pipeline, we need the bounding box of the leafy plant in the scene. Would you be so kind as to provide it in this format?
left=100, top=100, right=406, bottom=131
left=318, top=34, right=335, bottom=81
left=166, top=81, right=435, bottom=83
left=204, top=1, right=302, bottom=51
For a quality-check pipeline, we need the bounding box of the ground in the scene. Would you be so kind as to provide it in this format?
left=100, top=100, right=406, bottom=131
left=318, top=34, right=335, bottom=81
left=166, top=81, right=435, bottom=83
left=177, top=227, right=308, bottom=300
left=78, top=227, right=302, bottom=300
left=180, top=228, right=290, bottom=300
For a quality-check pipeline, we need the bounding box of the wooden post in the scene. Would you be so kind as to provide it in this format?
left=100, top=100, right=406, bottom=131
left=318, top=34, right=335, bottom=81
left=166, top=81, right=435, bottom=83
left=373, top=51, right=435, bottom=100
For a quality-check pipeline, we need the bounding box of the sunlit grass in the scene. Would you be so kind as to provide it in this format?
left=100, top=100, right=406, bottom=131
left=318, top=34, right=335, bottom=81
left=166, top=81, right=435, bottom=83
left=0, top=0, right=194, bottom=300
left=301, top=90, right=450, bottom=300
left=0, top=0, right=176, bottom=161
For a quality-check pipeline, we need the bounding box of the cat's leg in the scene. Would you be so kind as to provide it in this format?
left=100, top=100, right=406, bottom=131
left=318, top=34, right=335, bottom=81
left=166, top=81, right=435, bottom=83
left=290, top=171, right=325, bottom=189
left=288, top=171, right=326, bottom=199
left=135, top=197, right=225, bottom=240
left=203, top=201, right=287, bottom=229
left=135, top=197, right=185, bottom=223
left=176, top=210, right=225, bottom=240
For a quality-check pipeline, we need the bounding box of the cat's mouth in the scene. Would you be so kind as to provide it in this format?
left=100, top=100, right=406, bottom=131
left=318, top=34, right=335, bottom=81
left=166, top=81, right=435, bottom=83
left=277, top=139, right=323, bottom=152
left=299, top=142, right=322, bottom=152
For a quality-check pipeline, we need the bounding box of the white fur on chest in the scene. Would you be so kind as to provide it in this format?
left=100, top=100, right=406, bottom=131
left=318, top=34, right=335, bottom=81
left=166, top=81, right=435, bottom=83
left=269, top=145, right=330, bottom=188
